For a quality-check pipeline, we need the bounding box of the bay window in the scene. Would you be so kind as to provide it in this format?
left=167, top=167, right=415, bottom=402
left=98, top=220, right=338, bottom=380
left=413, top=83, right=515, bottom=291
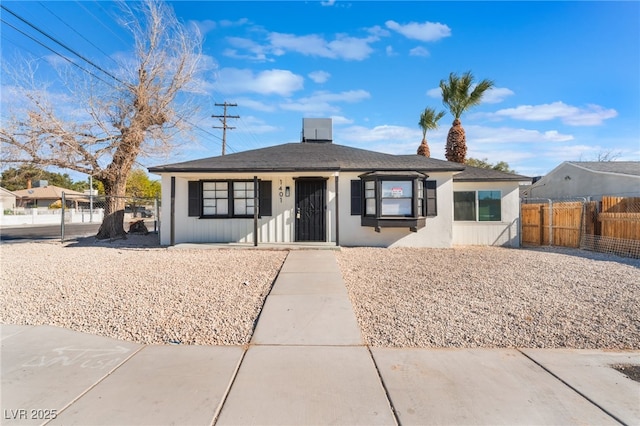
left=355, top=172, right=436, bottom=232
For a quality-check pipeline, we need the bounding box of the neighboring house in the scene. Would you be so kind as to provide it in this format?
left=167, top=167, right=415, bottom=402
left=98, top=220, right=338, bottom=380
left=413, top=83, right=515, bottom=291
left=12, top=181, right=88, bottom=209
left=149, top=119, right=530, bottom=248
left=521, top=161, right=640, bottom=201
left=0, top=187, right=17, bottom=213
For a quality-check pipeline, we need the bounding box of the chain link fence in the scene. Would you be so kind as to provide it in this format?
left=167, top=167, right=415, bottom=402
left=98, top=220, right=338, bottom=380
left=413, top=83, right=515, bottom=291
left=60, top=193, right=161, bottom=242
left=521, top=196, right=640, bottom=258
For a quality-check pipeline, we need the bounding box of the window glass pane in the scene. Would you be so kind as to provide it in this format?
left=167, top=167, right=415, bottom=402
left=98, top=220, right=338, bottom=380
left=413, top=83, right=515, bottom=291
left=217, top=200, right=228, bottom=215
left=365, top=198, right=376, bottom=215
left=216, top=182, right=228, bottom=190
left=247, top=189, right=255, bottom=198
left=234, top=189, right=246, bottom=198
left=203, top=207, right=216, bottom=215
left=381, top=181, right=412, bottom=198
left=203, top=182, right=216, bottom=190
left=365, top=181, right=375, bottom=190
left=381, top=199, right=412, bottom=215
left=234, top=199, right=246, bottom=215
left=365, top=189, right=375, bottom=198
left=478, top=191, right=501, bottom=221
left=217, top=191, right=228, bottom=199
left=202, top=199, right=216, bottom=207
left=202, top=190, right=216, bottom=198
left=247, top=206, right=254, bottom=215
left=454, top=191, right=476, bottom=221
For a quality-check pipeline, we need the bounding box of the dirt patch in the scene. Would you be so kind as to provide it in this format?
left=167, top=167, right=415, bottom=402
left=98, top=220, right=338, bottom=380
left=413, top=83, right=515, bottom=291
left=612, top=364, right=640, bottom=382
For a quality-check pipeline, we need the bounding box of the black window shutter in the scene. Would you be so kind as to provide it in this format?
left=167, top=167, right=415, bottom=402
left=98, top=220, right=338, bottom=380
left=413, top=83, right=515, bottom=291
left=425, top=180, right=437, bottom=217
left=259, top=180, right=272, bottom=217
left=350, top=180, right=362, bottom=215
left=188, top=181, right=201, bottom=217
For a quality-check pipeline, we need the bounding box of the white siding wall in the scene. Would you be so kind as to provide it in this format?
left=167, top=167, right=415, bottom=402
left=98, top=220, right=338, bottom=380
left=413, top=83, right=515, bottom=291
left=452, top=181, right=521, bottom=247
left=337, top=172, right=455, bottom=248
left=159, top=172, right=336, bottom=245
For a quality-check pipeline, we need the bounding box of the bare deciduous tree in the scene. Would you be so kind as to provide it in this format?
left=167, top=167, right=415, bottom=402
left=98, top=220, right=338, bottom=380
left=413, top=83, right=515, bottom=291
left=0, top=0, right=202, bottom=239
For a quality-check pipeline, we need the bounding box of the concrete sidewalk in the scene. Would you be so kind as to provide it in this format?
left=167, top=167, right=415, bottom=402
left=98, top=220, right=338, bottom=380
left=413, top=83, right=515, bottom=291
left=2, top=250, right=639, bottom=425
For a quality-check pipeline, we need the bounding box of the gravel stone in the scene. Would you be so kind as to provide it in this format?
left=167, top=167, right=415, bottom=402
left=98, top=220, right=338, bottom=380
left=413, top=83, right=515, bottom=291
left=336, top=246, right=640, bottom=349
left=1, top=238, right=286, bottom=345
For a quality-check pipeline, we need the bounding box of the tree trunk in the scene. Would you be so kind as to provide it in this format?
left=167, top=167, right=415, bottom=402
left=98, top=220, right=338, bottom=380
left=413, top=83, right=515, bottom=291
left=96, top=178, right=127, bottom=240
left=445, top=118, right=467, bottom=163
left=417, top=138, right=430, bottom=157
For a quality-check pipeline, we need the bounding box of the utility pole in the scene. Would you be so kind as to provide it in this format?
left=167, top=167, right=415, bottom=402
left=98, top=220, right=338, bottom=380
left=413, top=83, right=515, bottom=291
left=212, top=102, right=239, bottom=155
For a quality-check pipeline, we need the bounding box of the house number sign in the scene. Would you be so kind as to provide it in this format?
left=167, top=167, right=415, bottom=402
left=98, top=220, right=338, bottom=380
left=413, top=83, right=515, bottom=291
left=279, top=179, right=284, bottom=202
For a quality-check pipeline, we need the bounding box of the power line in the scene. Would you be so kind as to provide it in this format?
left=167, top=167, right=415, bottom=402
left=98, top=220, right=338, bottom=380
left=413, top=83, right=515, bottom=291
left=0, top=18, right=116, bottom=87
left=0, top=4, right=123, bottom=84
left=39, top=1, right=119, bottom=66
left=212, top=102, right=239, bottom=156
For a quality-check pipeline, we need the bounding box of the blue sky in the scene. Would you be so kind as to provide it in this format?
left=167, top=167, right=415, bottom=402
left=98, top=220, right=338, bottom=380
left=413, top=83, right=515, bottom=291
left=1, top=1, right=639, bottom=179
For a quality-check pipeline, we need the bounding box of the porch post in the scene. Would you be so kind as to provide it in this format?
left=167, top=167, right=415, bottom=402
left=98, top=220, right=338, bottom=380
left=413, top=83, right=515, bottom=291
left=170, top=177, right=175, bottom=246
left=253, top=176, right=258, bottom=247
left=334, top=174, right=340, bottom=246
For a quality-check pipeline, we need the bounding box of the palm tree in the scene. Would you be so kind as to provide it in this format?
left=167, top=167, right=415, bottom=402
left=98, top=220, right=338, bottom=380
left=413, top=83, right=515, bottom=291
left=439, top=71, right=494, bottom=163
left=417, top=107, right=445, bottom=157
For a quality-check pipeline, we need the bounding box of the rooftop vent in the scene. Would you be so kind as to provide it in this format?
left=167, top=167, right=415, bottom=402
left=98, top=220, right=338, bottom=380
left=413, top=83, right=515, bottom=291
left=301, top=118, right=332, bottom=143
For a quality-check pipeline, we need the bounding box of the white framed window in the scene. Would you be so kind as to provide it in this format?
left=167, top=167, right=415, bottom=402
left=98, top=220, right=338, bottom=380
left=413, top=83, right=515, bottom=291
left=232, top=181, right=255, bottom=216
left=202, top=181, right=229, bottom=216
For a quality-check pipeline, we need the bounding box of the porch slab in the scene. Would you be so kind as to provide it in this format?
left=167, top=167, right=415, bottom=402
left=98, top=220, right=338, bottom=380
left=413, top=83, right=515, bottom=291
left=1, top=325, right=141, bottom=426
left=271, top=271, right=347, bottom=295
left=49, top=345, right=244, bottom=426
left=371, top=348, right=619, bottom=425
left=521, top=348, right=640, bottom=425
left=251, top=294, right=363, bottom=345
left=216, top=345, right=395, bottom=425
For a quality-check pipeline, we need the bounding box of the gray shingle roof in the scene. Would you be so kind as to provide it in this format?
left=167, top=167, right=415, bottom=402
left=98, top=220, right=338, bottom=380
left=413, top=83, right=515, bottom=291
left=453, top=165, right=531, bottom=182
left=149, top=142, right=465, bottom=173
left=568, top=161, right=640, bottom=176
left=148, top=141, right=531, bottom=182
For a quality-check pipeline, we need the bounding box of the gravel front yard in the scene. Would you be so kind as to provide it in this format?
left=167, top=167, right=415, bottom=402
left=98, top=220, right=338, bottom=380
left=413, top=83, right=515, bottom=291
left=2, top=237, right=638, bottom=349
left=337, top=246, right=640, bottom=349
left=0, top=238, right=286, bottom=345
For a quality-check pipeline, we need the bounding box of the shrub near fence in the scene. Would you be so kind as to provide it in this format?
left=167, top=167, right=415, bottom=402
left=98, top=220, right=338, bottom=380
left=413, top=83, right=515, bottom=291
left=521, top=196, right=640, bottom=258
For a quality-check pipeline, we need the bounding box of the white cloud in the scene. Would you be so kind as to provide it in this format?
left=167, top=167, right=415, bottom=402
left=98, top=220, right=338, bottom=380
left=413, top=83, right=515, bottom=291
left=215, top=68, right=304, bottom=96
left=219, top=18, right=249, bottom=28
left=427, top=86, right=513, bottom=104
left=308, top=70, right=331, bottom=83
left=321, top=0, right=336, bottom=5
left=189, top=19, right=216, bottom=35
left=465, top=125, right=574, bottom=144
left=426, top=87, right=441, bottom=98
left=232, top=98, right=277, bottom=112
left=493, top=101, right=617, bottom=126
left=482, top=87, right=515, bottom=104
left=409, top=46, right=430, bottom=57
left=279, top=90, right=371, bottom=114
left=385, top=46, right=396, bottom=56
left=259, top=31, right=380, bottom=61
left=385, top=20, right=451, bottom=42
left=330, top=115, right=354, bottom=125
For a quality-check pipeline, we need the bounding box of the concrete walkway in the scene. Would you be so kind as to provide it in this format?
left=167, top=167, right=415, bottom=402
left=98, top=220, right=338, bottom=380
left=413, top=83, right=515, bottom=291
left=2, top=250, right=639, bottom=425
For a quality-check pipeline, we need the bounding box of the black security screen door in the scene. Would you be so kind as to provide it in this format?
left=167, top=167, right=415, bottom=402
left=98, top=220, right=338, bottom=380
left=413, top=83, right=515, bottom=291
left=295, top=179, right=326, bottom=242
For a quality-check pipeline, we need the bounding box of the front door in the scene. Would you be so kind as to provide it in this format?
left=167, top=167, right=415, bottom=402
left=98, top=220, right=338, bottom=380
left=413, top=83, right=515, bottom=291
left=295, top=179, right=326, bottom=242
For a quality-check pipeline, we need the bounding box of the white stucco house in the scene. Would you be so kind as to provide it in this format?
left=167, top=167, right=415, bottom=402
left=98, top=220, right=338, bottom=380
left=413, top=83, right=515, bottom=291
left=149, top=119, right=530, bottom=248
left=521, top=161, right=640, bottom=201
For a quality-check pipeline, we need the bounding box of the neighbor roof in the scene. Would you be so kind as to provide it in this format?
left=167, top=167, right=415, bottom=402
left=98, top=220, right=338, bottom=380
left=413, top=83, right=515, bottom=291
left=567, top=161, right=640, bottom=176
left=12, top=185, right=86, bottom=200
left=149, top=142, right=465, bottom=173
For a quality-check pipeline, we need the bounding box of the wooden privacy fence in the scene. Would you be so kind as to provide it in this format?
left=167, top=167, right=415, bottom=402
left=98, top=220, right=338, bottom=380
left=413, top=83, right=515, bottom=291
left=521, top=201, right=584, bottom=247
left=521, top=196, right=640, bottom=258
